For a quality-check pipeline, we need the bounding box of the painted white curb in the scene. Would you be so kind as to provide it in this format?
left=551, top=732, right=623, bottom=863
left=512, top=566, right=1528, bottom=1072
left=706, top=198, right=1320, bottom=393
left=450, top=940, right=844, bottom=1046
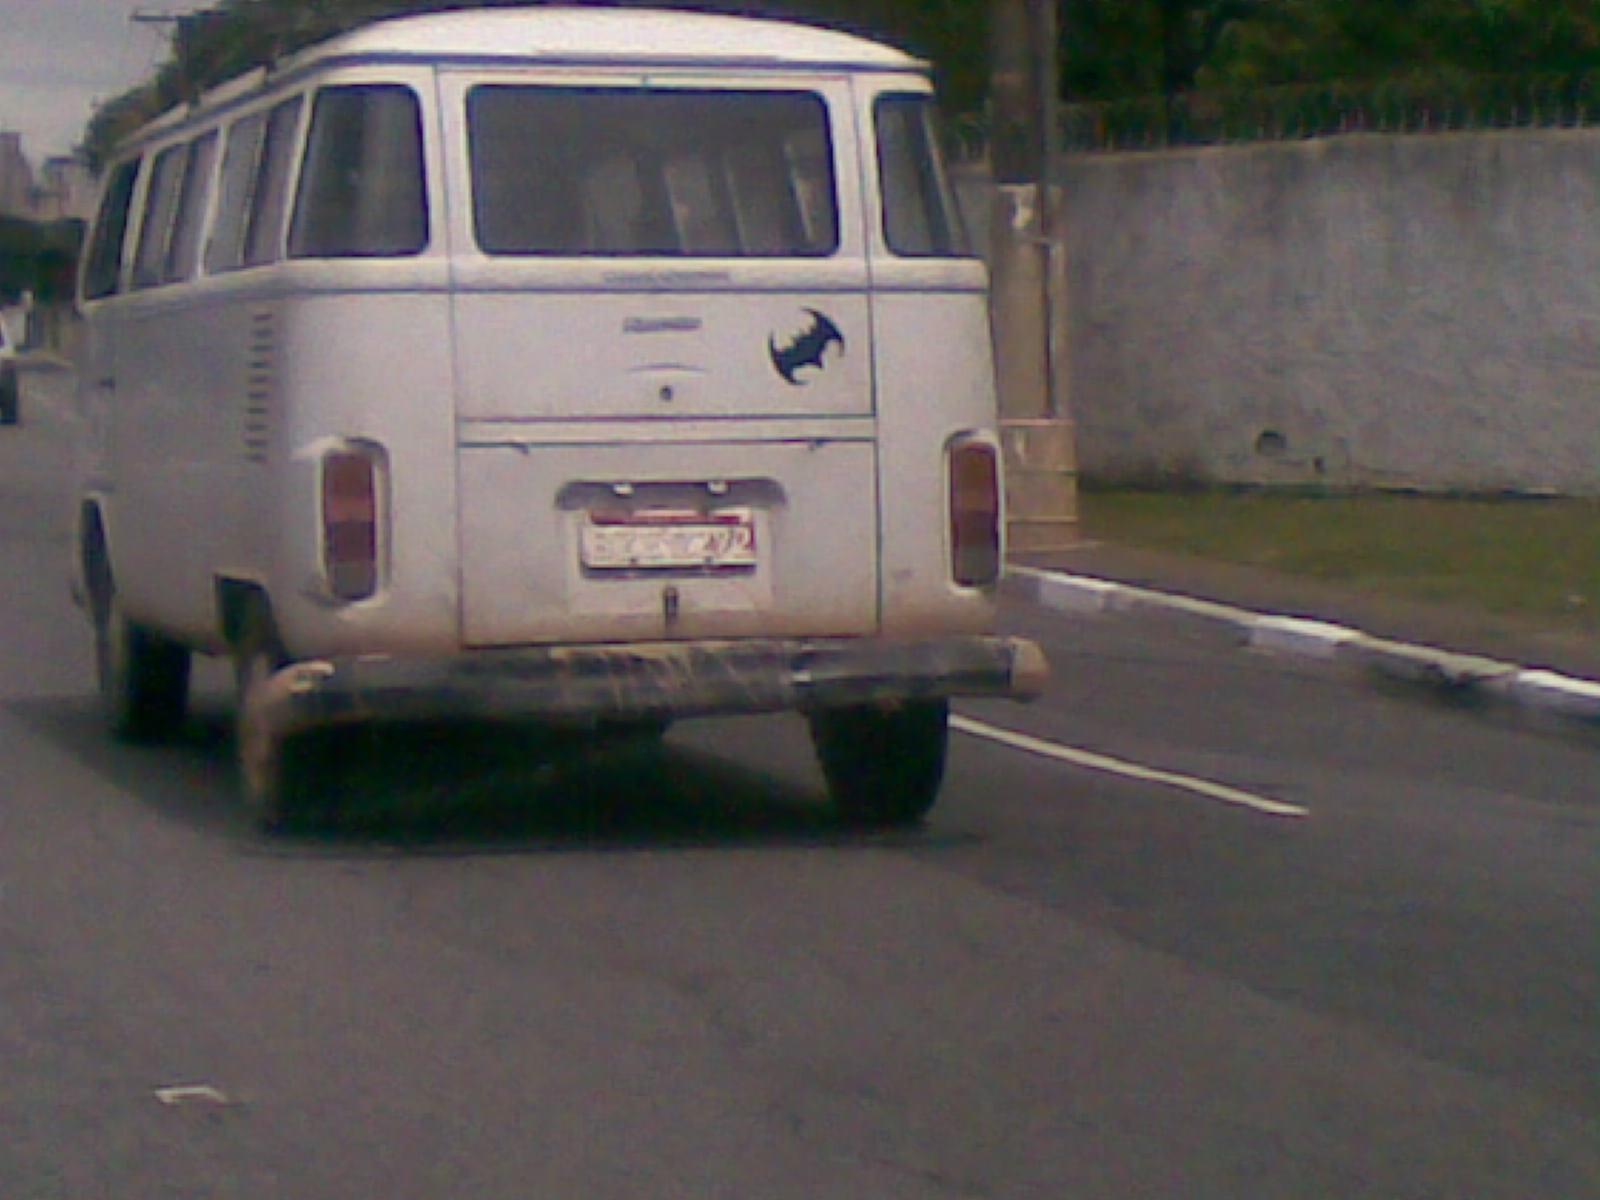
left=1489, top=670, right=1600, bottom=721
left=1010, top=567, right=1124, bottom=615
left=1007, top=567, right=1600, bottom=731
left=1247, top=616, right=1362, bottom=661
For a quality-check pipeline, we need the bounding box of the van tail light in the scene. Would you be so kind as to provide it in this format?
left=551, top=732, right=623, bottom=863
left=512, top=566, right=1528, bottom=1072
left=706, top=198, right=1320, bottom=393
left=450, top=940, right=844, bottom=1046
left=322, top=444, right=384, bottom=601
left=949, top=435, right=1002, bottom=587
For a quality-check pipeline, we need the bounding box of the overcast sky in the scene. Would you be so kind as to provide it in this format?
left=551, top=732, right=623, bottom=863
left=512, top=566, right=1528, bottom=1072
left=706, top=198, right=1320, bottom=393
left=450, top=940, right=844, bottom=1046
left=1, top=0, right=173, bottom=161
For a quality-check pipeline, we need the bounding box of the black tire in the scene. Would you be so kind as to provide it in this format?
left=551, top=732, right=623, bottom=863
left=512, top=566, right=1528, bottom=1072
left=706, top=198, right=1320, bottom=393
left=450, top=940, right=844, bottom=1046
left=598, top=716, right=672, bottom=744
left=0, top=372, right=18, bottom=425
left=94, top=592, right=190, bottom=742
left=808, top=699, right=950, bottom=828
left=233, top=607, right=328, bottom=833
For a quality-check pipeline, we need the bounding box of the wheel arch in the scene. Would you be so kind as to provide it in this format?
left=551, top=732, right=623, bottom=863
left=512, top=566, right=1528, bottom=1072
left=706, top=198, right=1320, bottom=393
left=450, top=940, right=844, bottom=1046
left=216, top=576, right=279, bottom=654
left=77, top=498, right=113, bottom=617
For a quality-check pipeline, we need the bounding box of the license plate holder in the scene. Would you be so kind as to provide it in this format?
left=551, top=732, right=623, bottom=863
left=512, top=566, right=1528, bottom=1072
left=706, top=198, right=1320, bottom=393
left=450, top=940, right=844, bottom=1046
left=581, top=508, right=757, bottom=571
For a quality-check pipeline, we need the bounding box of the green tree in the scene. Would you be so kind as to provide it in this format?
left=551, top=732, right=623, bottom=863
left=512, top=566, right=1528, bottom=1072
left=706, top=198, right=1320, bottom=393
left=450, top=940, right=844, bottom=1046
left=82, top=0, right=1600, bottom=166
left=1060, top=0, right=1291, bottom=99
left=1210, top=0, right=1600, bottom=85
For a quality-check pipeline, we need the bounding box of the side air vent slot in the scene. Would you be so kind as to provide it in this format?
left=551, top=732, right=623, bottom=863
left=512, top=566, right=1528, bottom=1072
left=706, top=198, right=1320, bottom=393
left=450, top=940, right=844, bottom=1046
left=244, top=309, right=276, bottom=463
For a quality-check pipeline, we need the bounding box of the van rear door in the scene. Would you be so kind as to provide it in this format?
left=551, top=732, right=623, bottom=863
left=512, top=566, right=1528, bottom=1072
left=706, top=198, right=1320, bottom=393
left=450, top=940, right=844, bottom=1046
left=441, top=74, right=881, bottom=646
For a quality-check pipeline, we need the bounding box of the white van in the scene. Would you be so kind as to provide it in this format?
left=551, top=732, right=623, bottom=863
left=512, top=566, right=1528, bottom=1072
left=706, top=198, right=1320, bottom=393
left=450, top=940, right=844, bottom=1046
left=73, top=6, right=1047, bottom=830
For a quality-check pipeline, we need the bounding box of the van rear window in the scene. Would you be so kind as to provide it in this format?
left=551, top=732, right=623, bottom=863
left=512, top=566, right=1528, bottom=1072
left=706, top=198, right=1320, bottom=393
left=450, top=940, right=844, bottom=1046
left=468, top=87, right=838, bottom=258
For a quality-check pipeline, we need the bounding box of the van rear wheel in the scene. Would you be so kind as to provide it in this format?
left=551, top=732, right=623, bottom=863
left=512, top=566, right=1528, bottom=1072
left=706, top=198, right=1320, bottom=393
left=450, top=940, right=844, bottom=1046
left=808, top=699, right=949, bottom=828
left=0, top=366, right=18, bottom=425
left=95, top=594, right=190, bottom=742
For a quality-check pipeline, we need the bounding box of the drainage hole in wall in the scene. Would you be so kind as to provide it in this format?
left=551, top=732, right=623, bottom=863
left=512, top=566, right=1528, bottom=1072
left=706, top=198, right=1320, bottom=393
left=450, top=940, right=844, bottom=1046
left=1255, top=429, right=1288, bottom=458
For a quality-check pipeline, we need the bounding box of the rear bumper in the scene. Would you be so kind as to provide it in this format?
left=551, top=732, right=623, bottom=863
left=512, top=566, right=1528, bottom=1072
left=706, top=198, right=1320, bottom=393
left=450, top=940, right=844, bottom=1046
left=253, top=635, right=1048, bottom=741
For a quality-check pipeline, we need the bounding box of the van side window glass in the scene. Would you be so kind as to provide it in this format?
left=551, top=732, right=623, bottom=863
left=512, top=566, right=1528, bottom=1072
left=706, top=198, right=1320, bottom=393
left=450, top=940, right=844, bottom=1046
left=132, top=144, right=189, bottom=289
left=875, top=94, right=971, bottom=258
left=468, top=87, right=838, bottom=257
left=165, top=132, right=218, bottom=282
left=290, top=85, right=426, bottom=259
left=82, top=159, right=141, bottom=300
left=781, top=126, right=836, bottom=254
left=244, top=98, right=304, bottom=266
left=208, top=110, right=269, bottom=273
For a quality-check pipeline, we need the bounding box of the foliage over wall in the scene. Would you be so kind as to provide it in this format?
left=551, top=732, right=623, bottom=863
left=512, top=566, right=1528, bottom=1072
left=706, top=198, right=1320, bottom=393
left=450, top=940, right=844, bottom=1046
left=81, top=1, right=1600, bottom=166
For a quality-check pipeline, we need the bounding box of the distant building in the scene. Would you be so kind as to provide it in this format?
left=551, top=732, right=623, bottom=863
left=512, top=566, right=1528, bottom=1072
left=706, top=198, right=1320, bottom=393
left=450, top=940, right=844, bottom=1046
left=0, top=132, right=34, bottom=218
left=0, top=132, right=95, bottom=222
left=35, top=156, right=96, bottom=221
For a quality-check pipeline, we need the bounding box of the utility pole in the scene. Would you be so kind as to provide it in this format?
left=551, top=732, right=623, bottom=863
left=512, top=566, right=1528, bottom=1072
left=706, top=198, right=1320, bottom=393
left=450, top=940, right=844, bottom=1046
left=132, top=7, right=224, bottom=102
left=132, top=9, right=196, bottom=100
left=989, top=0, right=1078, bottom=556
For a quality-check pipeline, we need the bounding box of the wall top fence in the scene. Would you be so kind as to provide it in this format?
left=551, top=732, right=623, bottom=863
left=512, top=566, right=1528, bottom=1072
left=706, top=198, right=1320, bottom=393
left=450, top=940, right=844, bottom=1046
left=947, top=72, right=1600, bottom=163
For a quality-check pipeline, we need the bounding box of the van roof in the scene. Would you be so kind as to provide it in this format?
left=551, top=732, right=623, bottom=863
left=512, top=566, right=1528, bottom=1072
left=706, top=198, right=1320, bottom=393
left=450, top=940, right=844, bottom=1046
left=323, top=6, right=925, bottom=72
left=126, top=7, right=927, bottom=149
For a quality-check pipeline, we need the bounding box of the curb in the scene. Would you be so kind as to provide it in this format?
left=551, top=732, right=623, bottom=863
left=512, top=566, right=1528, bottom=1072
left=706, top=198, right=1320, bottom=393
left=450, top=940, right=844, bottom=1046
left=16, top=353, right=72, bottom=373
left=1007, top=566, right=1600, bottom=734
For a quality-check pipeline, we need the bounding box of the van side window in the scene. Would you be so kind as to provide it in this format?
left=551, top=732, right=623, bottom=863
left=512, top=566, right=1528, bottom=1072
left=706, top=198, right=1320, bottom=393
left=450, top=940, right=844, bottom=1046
left=874, top=94, right=971, bottom=258
left=244, top=99, right=305, bottom=266
left=208, top=110, right=269, bottom=273
left=132, top=144, right=189, bottom=289
left=165, top=132, right=219, bottom=282
left=82, top=159, right=141, bottom=300
left=206, top=97, right=301, bottom=273
left=289, top=85, right=427, bottom=259
left=467, top=87, right=838, bottom=258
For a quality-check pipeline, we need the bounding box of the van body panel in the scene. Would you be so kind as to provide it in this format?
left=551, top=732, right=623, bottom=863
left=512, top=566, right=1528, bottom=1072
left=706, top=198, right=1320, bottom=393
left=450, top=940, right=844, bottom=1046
left=436, top=65, right=885, bottom=646
left=868, top=267, right=1001, bottom=637
left=450, top=287, right=871, bottom=422
left=439, top=68, right=873, bottom=427
left=457, top=436, right=878, bottom=645
left=98, top=283, right=264, bottom=647
left=269, top=287, right=461, bottom=658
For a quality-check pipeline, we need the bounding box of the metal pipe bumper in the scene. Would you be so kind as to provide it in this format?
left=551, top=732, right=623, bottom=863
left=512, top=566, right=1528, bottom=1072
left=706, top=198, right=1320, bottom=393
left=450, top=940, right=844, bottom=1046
left=252, top=635, right=1049, bottom=742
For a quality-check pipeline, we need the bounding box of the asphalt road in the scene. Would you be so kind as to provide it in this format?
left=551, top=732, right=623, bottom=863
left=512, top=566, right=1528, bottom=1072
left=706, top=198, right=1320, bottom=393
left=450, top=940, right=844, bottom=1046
left=3, top=366, right=1597, bottom=1199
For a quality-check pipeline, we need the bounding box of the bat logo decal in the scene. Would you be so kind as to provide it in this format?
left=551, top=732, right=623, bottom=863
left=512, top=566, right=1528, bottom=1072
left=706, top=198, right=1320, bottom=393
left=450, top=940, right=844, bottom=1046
left=769, top=309, right=845, bottom=385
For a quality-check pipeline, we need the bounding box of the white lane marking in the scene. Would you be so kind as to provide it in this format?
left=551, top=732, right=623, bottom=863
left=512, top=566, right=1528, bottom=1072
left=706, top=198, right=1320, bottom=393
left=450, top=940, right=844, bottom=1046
left=154, top=1085, right=231, bottom=1107
left=951, top=715, right=1310, bottom=819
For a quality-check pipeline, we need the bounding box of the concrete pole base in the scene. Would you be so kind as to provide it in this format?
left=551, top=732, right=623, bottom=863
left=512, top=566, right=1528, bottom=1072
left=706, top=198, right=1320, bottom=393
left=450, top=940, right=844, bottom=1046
left=1002, top=417, right=1081, bottom=554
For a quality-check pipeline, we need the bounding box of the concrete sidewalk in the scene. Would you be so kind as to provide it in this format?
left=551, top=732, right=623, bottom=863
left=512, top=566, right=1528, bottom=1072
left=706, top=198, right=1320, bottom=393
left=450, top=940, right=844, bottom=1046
left=1008, top=544, right=1600, bottom=734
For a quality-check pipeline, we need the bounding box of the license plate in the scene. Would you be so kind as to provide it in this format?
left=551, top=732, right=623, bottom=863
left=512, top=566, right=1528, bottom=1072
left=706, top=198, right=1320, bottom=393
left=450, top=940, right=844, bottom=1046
left=581, top=510, right=757, bottom=570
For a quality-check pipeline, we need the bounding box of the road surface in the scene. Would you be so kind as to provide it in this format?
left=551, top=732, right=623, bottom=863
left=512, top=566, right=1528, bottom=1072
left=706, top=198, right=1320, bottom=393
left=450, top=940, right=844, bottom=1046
left=3, top=366, right=1596, bottom=1198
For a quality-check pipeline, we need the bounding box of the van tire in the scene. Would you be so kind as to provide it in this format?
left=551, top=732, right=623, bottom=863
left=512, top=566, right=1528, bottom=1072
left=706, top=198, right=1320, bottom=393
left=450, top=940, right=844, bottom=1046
left=95, top=593, right=191, bottom=742
left=600, top=717, right=671, bottom=744
left=808, top=699, right=949, bottom=828
left=233, top=607, right=326, bottom=833
left=0, top=364, right=18, bottom=425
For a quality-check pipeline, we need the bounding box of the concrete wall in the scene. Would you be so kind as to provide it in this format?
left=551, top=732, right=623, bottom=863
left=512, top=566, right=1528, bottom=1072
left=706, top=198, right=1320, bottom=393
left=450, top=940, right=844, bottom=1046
left=971, top=129, right=1600, bottom=495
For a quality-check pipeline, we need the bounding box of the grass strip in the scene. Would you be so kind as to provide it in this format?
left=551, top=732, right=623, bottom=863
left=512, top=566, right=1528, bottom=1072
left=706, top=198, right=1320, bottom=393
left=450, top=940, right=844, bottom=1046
left=1079, top=489, right=1600, bottom=629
